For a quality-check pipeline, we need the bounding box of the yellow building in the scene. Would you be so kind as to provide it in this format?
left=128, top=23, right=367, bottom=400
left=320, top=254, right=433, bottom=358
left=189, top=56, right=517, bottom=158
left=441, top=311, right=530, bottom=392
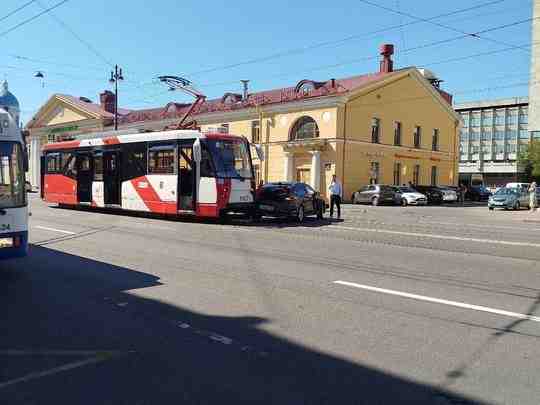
left=25, top=91, right=129, bottom=188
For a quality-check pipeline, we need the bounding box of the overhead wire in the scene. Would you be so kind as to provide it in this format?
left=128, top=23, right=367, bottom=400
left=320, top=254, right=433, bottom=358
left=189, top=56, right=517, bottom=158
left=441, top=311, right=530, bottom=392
left=0, top=0, right=38, bottom=24
left=35, top=0, right=112, bottom=67
left=185, top=0, right=508, bottom=77
left=0, top=0, right=69, bottom=39
left=357, top=0, right=530, bottom=52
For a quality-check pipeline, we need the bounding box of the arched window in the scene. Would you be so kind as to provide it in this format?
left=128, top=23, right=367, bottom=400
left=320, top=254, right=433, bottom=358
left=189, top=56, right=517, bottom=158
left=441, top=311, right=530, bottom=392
left=290, top=116, right=319, bottom=140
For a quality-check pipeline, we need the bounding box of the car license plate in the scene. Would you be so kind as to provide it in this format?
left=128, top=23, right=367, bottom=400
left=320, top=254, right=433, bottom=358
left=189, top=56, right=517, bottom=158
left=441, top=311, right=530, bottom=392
left=259, top=204, right=274, bottom=212
left=239, top=195, right=250, bottom=202
left=0, top=238, right=13, bottom=248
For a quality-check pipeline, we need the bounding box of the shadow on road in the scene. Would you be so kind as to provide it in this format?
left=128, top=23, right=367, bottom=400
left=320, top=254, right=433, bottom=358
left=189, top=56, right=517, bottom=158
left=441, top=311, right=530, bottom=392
left=1, top=246, right=485, bottom=404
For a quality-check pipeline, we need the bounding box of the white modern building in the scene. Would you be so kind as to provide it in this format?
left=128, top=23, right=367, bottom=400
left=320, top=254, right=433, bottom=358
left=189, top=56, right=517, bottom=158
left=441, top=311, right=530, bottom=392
left=455, top=97, right=536, bottom=187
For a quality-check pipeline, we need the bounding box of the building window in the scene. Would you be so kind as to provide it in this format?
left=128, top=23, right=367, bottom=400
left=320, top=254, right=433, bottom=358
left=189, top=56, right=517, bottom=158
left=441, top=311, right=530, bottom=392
left=220, top=123, right=229, bottom=134
left=482, top=113, right=493, bottom=127
left=469, top=131, right=479, bottom=141
left=507, top=143, right=517, bottom=153
left=251, top=120, right=260, bottom=144
left=493, top=130, right=504, bottom=140
left=519, top=112, right=528, bottom=124
left=481, top=129, right=491, bottom=141
left=47, top=134, right=56, bottom=143
left=471, top=115, right=480, bottom=127
left=494, top=144, right=504, bottom=154
left=432, top=129, right=439, bottom=151
left=532, top=131, right=540, bottom=139
left=461, top=114, right=469, bottom=128
left=471, top=144, right=480, bottom=153
left=371, top=118, right=380, bottom=143
left=393, top=162, right=401, bottom=185
left=505, top=130, right=517, bottom=141
left=431, top=166, right=438, bottom=186
left=414, top=126, right=421, bottom=148
left=394, top=121, right=402, bottom=146
left=495, top=110, right=505, bottom=125
left=519, top=129, right=530, bottom=140
left=507, top=111, right=518, bottom=125
left=290, top=116, right=319, bottom=140
left=370, top=161, right=380, bottom=184
left=413, top=164, right=420, bottom=185
left=149, top=146, right=175, bottom=174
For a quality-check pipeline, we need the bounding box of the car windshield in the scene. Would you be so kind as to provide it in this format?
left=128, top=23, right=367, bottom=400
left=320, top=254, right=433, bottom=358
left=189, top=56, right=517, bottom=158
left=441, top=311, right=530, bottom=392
left=399, top=187, right=415, bottom=193
left=494, top=188, right=517, bottom=196
left=0, top=141, right=25, bottom=209
left=207, top=139, right=253, bottom=179
left=379, top=186, right=394, bottom=192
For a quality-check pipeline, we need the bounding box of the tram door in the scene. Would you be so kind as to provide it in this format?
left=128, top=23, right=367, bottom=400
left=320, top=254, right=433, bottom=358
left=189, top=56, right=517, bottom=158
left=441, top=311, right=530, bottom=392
left=178, top=142, right=196, bottom=211
left=103, top=151, right=121, bottom=205
left=76, top=153, right=93, bottom=203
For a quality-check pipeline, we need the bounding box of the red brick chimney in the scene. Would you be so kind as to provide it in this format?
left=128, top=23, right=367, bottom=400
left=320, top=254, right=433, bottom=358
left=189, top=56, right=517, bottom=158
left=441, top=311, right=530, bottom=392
left=99, top=90, right=116, bottom=114
left=379, top=44, right=394, bottom=74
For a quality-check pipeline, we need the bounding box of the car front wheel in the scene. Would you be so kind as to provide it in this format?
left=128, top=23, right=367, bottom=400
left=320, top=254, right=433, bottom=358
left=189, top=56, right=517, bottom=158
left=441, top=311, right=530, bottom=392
left=513, top=201, right=520, bottom=210
left=401, top=198, right=408, bottom=207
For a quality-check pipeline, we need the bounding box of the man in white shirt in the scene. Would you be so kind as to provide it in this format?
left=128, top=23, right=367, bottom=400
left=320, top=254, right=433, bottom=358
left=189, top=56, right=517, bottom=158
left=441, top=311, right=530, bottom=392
left=329, top=174, right=342, bottom=219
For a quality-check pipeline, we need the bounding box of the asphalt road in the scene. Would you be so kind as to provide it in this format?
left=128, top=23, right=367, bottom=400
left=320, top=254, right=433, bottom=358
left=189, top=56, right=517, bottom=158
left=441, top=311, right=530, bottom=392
left=2, top=196, right=540, bottom=404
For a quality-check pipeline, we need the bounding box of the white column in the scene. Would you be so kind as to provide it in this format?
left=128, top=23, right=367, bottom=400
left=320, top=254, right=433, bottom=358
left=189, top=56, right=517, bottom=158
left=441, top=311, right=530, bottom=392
left=283, top=151, right=294, bottom=181
left=30, top=136, right=41, bottom=189
left=310, top=150, right=321, bottom=191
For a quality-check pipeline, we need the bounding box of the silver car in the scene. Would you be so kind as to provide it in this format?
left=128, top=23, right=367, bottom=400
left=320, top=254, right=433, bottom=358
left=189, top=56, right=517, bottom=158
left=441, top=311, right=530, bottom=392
left=488, top=187, right=530, bottom=210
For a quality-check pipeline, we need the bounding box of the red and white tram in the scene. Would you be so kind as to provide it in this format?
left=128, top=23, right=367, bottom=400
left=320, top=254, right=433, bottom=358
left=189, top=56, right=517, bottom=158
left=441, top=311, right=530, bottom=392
left=41, top=130, right=257, bottom=218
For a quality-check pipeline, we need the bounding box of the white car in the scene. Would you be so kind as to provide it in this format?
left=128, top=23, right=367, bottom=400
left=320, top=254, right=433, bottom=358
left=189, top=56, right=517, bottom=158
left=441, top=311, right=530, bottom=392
left=439, top=187, right=458, bottom=203
left=395, top=186, right=427, bottom=206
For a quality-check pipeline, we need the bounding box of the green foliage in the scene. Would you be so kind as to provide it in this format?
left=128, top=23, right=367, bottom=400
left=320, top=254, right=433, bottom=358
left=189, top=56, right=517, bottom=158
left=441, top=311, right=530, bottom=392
left=518, top=140, right=540, bottom=181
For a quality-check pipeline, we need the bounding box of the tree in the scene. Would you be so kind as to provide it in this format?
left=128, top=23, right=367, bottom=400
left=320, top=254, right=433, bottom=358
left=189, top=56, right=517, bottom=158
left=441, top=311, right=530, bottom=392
left=518, top=140, right=540, bottom=181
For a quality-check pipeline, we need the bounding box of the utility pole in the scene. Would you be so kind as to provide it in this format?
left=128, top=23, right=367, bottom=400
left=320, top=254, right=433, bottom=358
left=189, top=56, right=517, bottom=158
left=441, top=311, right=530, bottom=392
left=109, top=65, right=124, bottom=130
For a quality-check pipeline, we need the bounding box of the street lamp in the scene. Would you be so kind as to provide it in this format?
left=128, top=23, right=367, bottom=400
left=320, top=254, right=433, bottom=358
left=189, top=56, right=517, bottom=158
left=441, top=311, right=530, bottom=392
left=109, top=65, right=124, bottom=130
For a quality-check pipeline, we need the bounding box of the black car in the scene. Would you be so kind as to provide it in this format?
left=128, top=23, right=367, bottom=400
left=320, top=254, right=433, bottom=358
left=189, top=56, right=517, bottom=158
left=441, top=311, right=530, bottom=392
left=466, top=186, right=491, bottom=201
left=412, top=185, right=444, bottom=205
left=256, top=182, right=325, bottom=222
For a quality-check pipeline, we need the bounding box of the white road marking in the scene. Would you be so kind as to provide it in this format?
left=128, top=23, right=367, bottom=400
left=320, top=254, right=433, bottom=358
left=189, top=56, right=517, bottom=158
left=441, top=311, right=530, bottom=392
left=34, top=226, right=76, bottom=235
left=0, top=355, right=112, bottom=390
left=0, top=350, right=122, bottom=356
left=331, top=226, right=540, bottom=248
left=333, top=280, right=540, bottom=322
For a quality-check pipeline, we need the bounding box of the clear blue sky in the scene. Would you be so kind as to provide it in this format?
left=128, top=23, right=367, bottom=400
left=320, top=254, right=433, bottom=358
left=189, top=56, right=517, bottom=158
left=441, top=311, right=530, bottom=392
left=2, top=0, right=534, bottom=124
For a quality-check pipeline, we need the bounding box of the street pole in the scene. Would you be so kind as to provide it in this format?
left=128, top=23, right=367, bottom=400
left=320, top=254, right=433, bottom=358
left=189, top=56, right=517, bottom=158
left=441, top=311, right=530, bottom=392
left=109, top=65, right=124, bottom=131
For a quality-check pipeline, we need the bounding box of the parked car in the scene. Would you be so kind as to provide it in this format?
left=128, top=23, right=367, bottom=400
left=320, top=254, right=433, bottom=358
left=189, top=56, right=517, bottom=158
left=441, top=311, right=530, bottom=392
left=255, top=182, right=325, bottom=222
left=412, top=185, right=444, bottom=205
left=395, top=186, right=427, bottom=206
left=352, top=184, right=399, bottom=206
left=465, top=185, right=491, bottom=202
left=438, top=186, right=458, bottom=203
left=488, top=187, right=530, bottom=210
left=506, top=182, right=530, bottom=191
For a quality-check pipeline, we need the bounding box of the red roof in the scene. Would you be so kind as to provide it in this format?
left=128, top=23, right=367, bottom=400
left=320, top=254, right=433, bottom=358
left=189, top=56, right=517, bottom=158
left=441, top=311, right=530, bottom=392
left=58, top=94, right=132, bottom=118
left=118, top=71, right=395, bottom=125
left=118, top=68, right=453, bottom=126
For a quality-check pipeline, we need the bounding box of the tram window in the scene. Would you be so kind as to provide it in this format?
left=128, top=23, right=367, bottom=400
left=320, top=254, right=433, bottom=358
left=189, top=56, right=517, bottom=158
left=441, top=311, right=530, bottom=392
left=94, top=154, right=103, bottom=181
left=46, top=153, right=60, bottom=173
left=123, top=143, right=147, bottom=180
left=200, top=147, right=215, bottom=177
left=149, top=146, right=175, bottom=175
left=61, top=152, right=77, bottom=178
left=80, top=156, right=91, bottom=171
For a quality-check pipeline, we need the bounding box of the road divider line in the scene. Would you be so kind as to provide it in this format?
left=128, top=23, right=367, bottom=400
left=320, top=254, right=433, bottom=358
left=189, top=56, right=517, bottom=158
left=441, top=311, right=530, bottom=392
left=35, top=226, right=76, bottom=235
left=0, top=354, right=114, bottom=390
left=331, top=226, right=540, bottom=248
left=333, top=280, right=540, bottom=322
